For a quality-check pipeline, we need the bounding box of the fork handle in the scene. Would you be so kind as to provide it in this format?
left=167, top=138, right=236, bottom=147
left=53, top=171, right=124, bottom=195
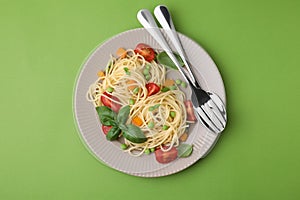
left=154, top=5, right=200, bottom=88
left=137, top=9, right=191, bottom=85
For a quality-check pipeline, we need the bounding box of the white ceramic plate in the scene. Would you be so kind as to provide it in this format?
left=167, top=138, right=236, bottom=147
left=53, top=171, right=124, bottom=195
left=73, top=28, right=226, bottom=177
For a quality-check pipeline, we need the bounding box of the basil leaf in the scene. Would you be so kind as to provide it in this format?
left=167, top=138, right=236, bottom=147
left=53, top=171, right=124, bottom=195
left=117, top=105, right=130, bottom=125
left=157, top=51, right=184, bottom=70
left=96, top=106, right=117, bottom=126
left=100, top=116, right=116, bottom=126
left=118, top=123, right=128, bottom=132
left=177, top=143, right=193, bottom=157
left=123, top=124, right=147, bottom=143
left=106, top=126, right=121, bottom=141
left=96, top=106, right=117, bottom=120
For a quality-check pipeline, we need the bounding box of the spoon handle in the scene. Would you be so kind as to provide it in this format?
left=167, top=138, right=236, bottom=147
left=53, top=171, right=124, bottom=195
left=154, top=5, right=200, bottom=88
left=137, top=9, right=190, bottom=84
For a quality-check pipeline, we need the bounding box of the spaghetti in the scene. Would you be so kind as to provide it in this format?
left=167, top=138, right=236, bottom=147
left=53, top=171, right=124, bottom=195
left=87, top=49, right=189, bottom=156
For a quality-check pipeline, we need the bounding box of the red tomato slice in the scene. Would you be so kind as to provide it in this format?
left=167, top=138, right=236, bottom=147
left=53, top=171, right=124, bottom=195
left=102, top=125, right=112, bottom=135
left=100, top=92, right=121, bottom=112
left=155, top=147, right=178, bottom=164
left=134, top=43, right=156, bottom=62
left=184, top=100, right=197, bottom=123
left=146, top=83, right=160, bottom=96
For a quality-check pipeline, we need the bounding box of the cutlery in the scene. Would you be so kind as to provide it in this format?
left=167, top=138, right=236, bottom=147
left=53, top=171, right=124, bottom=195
left=137, top=6, right=227, bottom=134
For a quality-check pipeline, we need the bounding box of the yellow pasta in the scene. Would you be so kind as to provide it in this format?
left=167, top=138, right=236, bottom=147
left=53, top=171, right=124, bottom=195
left=87, top=49, right=188, bottom=156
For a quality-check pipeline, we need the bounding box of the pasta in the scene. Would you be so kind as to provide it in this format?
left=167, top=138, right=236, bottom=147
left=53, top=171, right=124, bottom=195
left=87, top=48, right=189, bottom=157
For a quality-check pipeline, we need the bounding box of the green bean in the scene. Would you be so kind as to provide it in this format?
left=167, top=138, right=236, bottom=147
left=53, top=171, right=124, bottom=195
left=120, top=143, right=128, bottom=150
left=170, top=85, right=177, bottom=90
left=181, top=81, right=187, bottom=88
left=145, top=74, right=151, bottom=81
left=129, top=99, right=135, bottom=105
left=133, top=87, right=139, bottom=94
left=107, top=87, right=114, bottom=93
left=175, top=79, right=182, bottom=85
left=143, top=68, right=149, bottom=75
left=144, top=149, right=150, bottom=155
left=147, top=121, right=154, bottom=129
left=170, top=111, right=176, bottom=118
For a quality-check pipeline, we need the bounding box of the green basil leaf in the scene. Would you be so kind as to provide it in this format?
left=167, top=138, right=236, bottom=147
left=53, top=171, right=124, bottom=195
left=118, top=123, right=128, bottom=132
left=177, top=143, right=193, bottom=157
left=96, top=106, right=117, bottom=120
left=96, top=106, right=117, bottom=126
left=100, top=116, right=116, bottom=126
left=106, top=126, right=121, bottom=141
left=123, top=124, right=147, bottom=143
left=157, top=51, right=184, bottom=70
left=117, top=105, right=130, bottom=125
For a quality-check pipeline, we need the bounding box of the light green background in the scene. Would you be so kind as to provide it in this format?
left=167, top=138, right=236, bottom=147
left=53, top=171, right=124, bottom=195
left=1, top=0, right=299, bottom=199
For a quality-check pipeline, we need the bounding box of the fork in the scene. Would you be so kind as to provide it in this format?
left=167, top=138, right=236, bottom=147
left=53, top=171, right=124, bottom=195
left=137, top=6, right=227, bottom=134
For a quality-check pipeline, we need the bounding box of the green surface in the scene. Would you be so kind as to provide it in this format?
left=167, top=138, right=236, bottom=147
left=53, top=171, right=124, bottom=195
left=1, top=0, right=300, bottom=199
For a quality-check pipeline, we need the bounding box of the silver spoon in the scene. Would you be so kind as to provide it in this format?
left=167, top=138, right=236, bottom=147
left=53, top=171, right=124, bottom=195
left=137, top=7, right=227, bottom=133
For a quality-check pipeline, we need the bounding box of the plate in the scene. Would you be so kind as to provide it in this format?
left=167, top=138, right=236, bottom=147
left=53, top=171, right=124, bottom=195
left=73, top=28, right=226, bottom=177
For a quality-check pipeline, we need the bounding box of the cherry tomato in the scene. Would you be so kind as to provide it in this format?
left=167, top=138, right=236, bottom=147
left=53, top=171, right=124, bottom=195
left=101, top=125, right=112, bottom=135
left=100, top=92, right=121, bottom=112
left=146, top=83, right=160, bottom=96
left=134, top=43, right=156, bottom=62
left=184, top=100, right=197, bottom=123
left=155, top=147, right=178, bottom=164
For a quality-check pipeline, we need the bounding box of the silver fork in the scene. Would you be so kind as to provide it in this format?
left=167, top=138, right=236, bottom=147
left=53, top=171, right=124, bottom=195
left=137, top=7, right=227, bottom=134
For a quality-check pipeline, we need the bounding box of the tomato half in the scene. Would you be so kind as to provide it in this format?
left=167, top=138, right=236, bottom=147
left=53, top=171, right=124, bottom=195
left=100, top=92, right=121, bottom=112
left=134, top=43, right=156, bottom=62
left=102, top=125, right=112, bottom=135
left=184, top=100, right=197, bottom=123
left=155, top=147, right=178, bottom=164
left=146, top=83, right=160, bottom=96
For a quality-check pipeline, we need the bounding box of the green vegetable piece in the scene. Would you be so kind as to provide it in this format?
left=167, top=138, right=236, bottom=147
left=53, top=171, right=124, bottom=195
left=148, top=107, right=154, bottom=111
left=181, top=82, right=187, bottom=88
left=106, top=126, right=121, bottom=141
left=147, top=121, right=154, bottom=129
left=149, top=104, right=160, bottom=111
left=107, top=87, right=114, bottom=93
left=175, top=79, right=182, bottom=85
left=162, top=125, right=169, bottom=130
left=143, top=68, right=149, bottom=75
left=100, top=117, right=116, bottom=126
left=170, top=85, right=177, bottom=90
left=144, top=149, right=150, bottom=155
left=145, top=64, right=151, bottom=70
left=161, top=87, right=170, bottom=92
left=120, top=143, right=128, bottom=150
left=170, top=111, right=176, bottom=118
left=96, top=106, right=117, bottom=126
left=133, top=87, right=139, bottom=94
left=157, top=51, right=184, bottom=70
left=122, top=124, right=147, bottom=143
left=150, top=148, right=155, bottom=152
left=177, top=143, right=193, bottom=157
left=117, top=105, right=130, bottom=125
left=129, top=99, right=135, bottom=105
left=124, top=67, right=130, bottom=75
left=145, top=74, right=151, bottom=81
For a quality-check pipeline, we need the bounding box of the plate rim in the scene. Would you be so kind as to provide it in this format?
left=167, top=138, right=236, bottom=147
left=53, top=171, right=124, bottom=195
left=73, top=28, right=226, bottom=177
